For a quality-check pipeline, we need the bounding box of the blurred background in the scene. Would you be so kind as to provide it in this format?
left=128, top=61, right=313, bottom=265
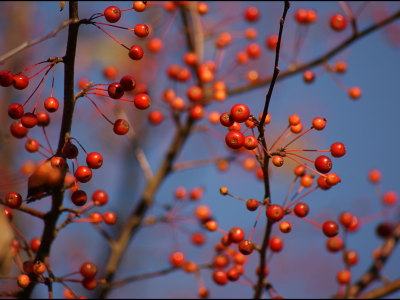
left=0, top=1, right=400, bottom=298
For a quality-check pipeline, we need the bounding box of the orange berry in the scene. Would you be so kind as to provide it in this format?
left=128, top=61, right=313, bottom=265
left=349, top=87, right=362, bottom=99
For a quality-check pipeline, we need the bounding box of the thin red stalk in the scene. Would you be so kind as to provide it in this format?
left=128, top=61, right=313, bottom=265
left=324, top=61, right=349, bottom=92
left=10, top=223, right=32, bottom=257
left=299, top=216, right=322, bottom=228
left=15, top=253, right=24, bottom=273
left=251, top=128, right=262, bottom=157
left=282, top=126, right=313, bottom=149
left=285, top=186, right=319, bottom=210
left=216, top=228, right=228, bottom=235
left=358, top=208, right=393, bottom=227
left=226, top=193, right=247, bottom=202
left=22, top=71, right=47, bottom=107
left=50, top=63, right=56, bottom=97
left=60, top=271, right=80, bottom=279
left=87, top=92, right=135, bottom=102
left=85, top=95, right=115, bottom=125
left=42, top=127, right=54, bottom=155
left=71, top=218, right=93, bottom=223
left=249, top=204, right=265, bottom=241
left=285, top=152, right=315, bottom=163
left=285, top=149, right=330, bottom=152
left=87, top=88, right=107, bottom=92
left=120, top=7, right=134, bottom=12
left=78, top=201, right=94, bottom=213
left=37, top=150, right=49, bottom=159
left=32, top=65, right=52, bottom=113
left=16, top=61, right=47, bottom=75
left=28, top=63, right=52, bottom=80
left=89, top=12, right=103, bottom=20
left=258, top=141, right=273, bottom=158
left=92, top=22, right=134, bottom=31
left=270, top=130, right=292, bottom=151
left=285, top=155, right=327, bottom=177
left=242, top=126, right=250, bottom=134
left=72, top=159, right=77, bottom=190
left=68, top=137, right=88, bottom=155
left=282, top=176, right=298, bottom=208
left=91, top=23, right=130, bottom=50
left=90, top=83, right=109, bottom=87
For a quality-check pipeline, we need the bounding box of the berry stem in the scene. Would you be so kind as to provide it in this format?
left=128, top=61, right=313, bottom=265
left=78, top=201, right=94, bottom=213
left=323, top=61, right=349, bottom=93
left=216, top=227, right=228, bottom=235
left=270, top=131, right=292, bottom=151
left=285, top=155, right=327, bottom=178
left=358, top=208, right=393, bottom=227
left=282, top=175, right=298, bottom=208
left=285, top=149, right=330, bottom=152
left=60, top=271, right=80, bottom=279
left=91, top=23, right=130, bottom=50
left=68, top=137, right=88, bottom=155
left=71, top=159, right=78, bottom=191
left=22, top=69, right=49, bottom=107
left=84, top=95, right=115, bottom=125
left=28, top=63, right=52, bottom=80
left=50, top=63, right=56, bottom=98
left=235, top=280, right=255, bottom=287
left=10, top=223, right=34, bottom=261
left=42, top=127, right=54, bottom=155
left=37, top=150, right=50, bottom=159
left=32, top=65, right=53, bottom=114
left=16, top=61, right=48, bottom=75
left=249, top=204, right=265, bottom=241
left=285, top=185, right=304, bottom=209
left=91, top=22, right=134, bottom=31
left=293, top=215, right=322, bottom=228
left=285, top=186, right=319, bottom=210
left=14, top=252, right=24, bottom=273
left=226, top=193, right=248, bottom=202
left=269, top=124, right=290, bottom=151
left=285, top=152, right=315, bottom=163
left=258, top=141, right=273, bottom=158
left=86, top=92, right=135, bottom=102
left=282, top=126, right=314, bottom=149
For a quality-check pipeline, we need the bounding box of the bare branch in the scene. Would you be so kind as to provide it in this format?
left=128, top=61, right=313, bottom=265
left=358, top=278, right=400, bottom=299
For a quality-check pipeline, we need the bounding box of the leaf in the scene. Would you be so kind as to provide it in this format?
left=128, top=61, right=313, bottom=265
left=59, top=1, right=66, bottom=12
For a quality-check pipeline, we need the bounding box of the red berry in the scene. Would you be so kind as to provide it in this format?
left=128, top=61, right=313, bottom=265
left=344, top=250, right=359, bottom=265
left=246, top=198, right=259, bottom=211
left=294, top=165, right=306, bottom=176
left=214, top=254, right=229, bottom=268
left=170, top=251, right=185, bottom=267
left=187, top=86, right=203, bottom=102
left=119, top=76, right=136, bottom=92
left=205, top=220, right=217, bottom=232
left=82, top=278, right=97, bottom=290
left=113, top=119, right=129, bottom=135
left=312, top=117, right=326, bottom=130
left=3, top=207, right=13, bottom=221
left=17, top=274, right=30, bottom=288
left=349, top=87, right=362, bottom=99
left=246, top=43, right=262, bottom=59
left=368, top=169, right=381, bottom=183
left=317, top=176, right=331, bottom=190
left=244, top=135, right=258, bottom=150
left=382, top=191, right=398, bottom=205
left=339, top=212, right=353, bottom=228
left=237, top=51, right=249, bottom=64
left=314, top=156, right=332, bottom=174
left=90, top=212, right=103, bottom=224
left=306, top=9, right=318, bottom=23
left=213, top=270, right=228, bottom=285
left=336, top=270, right=351, bottom=284
left=148, top=110, right=163, bottom=125
left=294, top=8, right=307, bottom=24
left=63, top=143, right=79, bottom=159
left=335, top=61, right=347, bottom=73
left=190, top=187, right=203, bottom=201
left=104, top=6, right=121, bottom=23
left=330, top=14, right=347, bottom=31
left=326, top=173, right=340, bottom=186
left=10, top=121, right=28, bottom=138
left=244, top=6, right=259, bottom=22
left=129, top=45, right=144, bottom=60
left=197, top=2, right=208, bottom=15
left=134, top=24, right=149, bottom=37
left=220, top=112, right=235, bottom=127
left=175, top=186, right=187, bottom=200
left=303, top=70, right=314, bottom=83
left=348, top=215, right=359, bottom=232
left=300, top=174, right=313, bottom=188
left=221, top=235, right=231, bottom=247
left=92, top=190, right=108, bottom=206
left=103, top=211, right=117, bottom=225
left=71, top=190, right=88, bottom=206
left=279, top=221, right=292, bottom=233
left=228, top=122, right=241, bottom=131
left=44, top=97, right=59, bottom=112
left=330, top=142, right=346, bottom=157
left=134, top=94, right=151, bottom=110
left=238, top=239, right=253, bottom=255
left=5, top=192, right=22, bottom=209
left=322, top=221, right=339, bottom=237
left=225, top=131, right=245, bottom=150
left=133, top=1, right=146, bottom=12
left=33, top=261, right=46, bottom=275
left=147, top=37, right=163, bottom=53
left=21, top=113, right=38, bottom=128
left=25, top=139, right=39, bottom=153
left=266, top=34, right=278, bottom=50
left=269, top=236, right=283, bottom=252
left=86, top=152, right=103, bottom=169
left=12, top=74, right=29, bottom=90
left=0, top=70, right=14, bottom=87
left=191, top=232, right=206, bottom=246
left=198, top=287, right=209, bottom=299
left=189, top=105, right=205, bottom=120
left=272, top=156, right=284, bottom=167
left=289, top=114, right=301, bottom=125
left=23, top=261, right=34, bottom=273
left=8, top=103, right=24, bottom=119
left=227, top=268, right=240, bottom=281
left=266, top=204, right=284, bottom=222
left=294, top=202, right=309, bottom=218
left=36, top=112, right=50, bottom=127
left=228, top=227, right=245, bottom=243
left=176, top=67, right=191, bottom=82
left=326, top=236, right=343, bottom=252
left=291, top=123, right=303, bottom=134
left=75, top=166, right=92, bottom=183
left=183, top=52, right=197, bottom=66
left=256, top=265, right=269, bottom=277
left=80, top=262, right=97, bottom=279
left=108, top=83, right=124, bottom=99
left=231, top=104, right=250, bottom=123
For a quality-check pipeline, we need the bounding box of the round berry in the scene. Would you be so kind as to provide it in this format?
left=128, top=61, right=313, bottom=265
left=344, top=250, right=359, bottom=266
left=82, top=278, right=97, bottom=290
left=2, top=207, right=13, bottom=221
left=8, top=103, right=24, bottom=119
left=246, top=198, right=259, bottom=211
left=10, top=121, right=28, bottom=139
left=71, top=190, right=88, bottom=206
left=36, top=112, right=50, bottom=127
left=92, top=190, right=108, bottom=206
left=187, top=86, right=203, bottom=102
left=317, top=176, right=331, bottom=190
left=80, top=262, right=97, bottom=279
left=44, top=97, right=59, bottom=112
left=194, top=205, right=211, bottom=221
left=170, top=251, right=185, bottom=267
left=5, top=192, right=22, bottom=209
left=326, top=173, right=340, bottom=186
left=291, top=123, right=303, bottom=134
left=134, top=24, right=149, bottom=37
left=197, top=2, right=208, bottom=14
left=220, top=235, right=231, bottom=247
left=382, top=191, right=398, bottom=205
left=238, top=239, right=253, bottom=255
left=294, top=165, right=306, bottom=176
left=244, top=6, right=259, bottom=22
left=25, top=139, right=39, bottom=153
left=349, top=87, right=362, bottom=99
left=198, top=287, right=209, bottom=299
left=0, top=70, right=14, bottom=87
left=21, top=113, right=38, bottom=128
left=312, top=117, right=326, bottom=130
left=294, top=202, right=309, bottom=218
left=269, top=236, right=283, bottom=252
left=348, top=215, right=359, bottom=232
left=330, top=142, right=346, bottom=158
left=213, top=270, right=228, bottom=285
left=63, top=143, right=79, bottom=159
left=272, top=156, right=284, bottom=167
left=176, top=67, right=191, bottom=82
left=147, top=37, right=163, bottom=53
left=30, top=237, right=41, bottom=252
left=336, top=270, right=351, bottom=284
left=133, top=1, right=146, bottom=12
left=104, top=6, right=121, bottom=23
left=86, top=152, right=103, bottom=169
left=266, top=204, right=284, bottom=222
left=205, top=220, right=217, bottom=232
left=306, top=9, right=318, bottom=23
left=288, top=114, right=301, bottom=126
left=266, top=34, right=278, bottom=50
left=303, top=70, right=314, bottom=83
left=300, top=174, right=313, bottom=188
left=23, top=261, right=34, bottom=273
left=220, top=112, right=234, bottom=127
left=134, top=94, right=151, bottom=110
left=227, top=267, right=240, bottom=281
left=148, top=110, right=163, bottom=125
left=191, top=232, right=206, bottom=246
left=17, top=274, right=30, bottom=288
left=322, top=221, right=339, bottom=237
left=294, top=8, right=307, bottom=24
left=75, top=166, right=92, bottom=183
left=339, top=212, right=353, bottom=228
left=33, top=261, right=46, bottom=275
left=113, top=119, right=129, bottom=135
left=326, top=236, right=343, bottom=252
left=244, top=135, right=258, bottom=150
left=108, top=83, right=124, bottom=99
left=214, top=254, right=229, bottom=268
left=171, top=97, right=185, bottom=110
left=228, top=227, right=245, bottom=243
left=368, top=169, right=381, bottom=183
left=184, top=52, right=198, bottom=67
left=189, top=105, right=205, bottom=120
left=231, top=104, right=250, bottom=123
left=90, top=212, right=103, bottom=224
left=225, top=131, right=245, bottom=150
left=12, top=74, right=29, bottom=90
left=335, top=61, right=347, bottom=73
left=129, top=45, right=144, bottom=60
left=330, top=14, right=347, bottom=31
left=314, top=156, right=332, bottom=174
left=246, top=43, right=262, bottom=59
left=279, top=221, right=292, bottom=233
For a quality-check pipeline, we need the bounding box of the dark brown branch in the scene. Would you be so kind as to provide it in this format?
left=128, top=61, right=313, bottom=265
left=357, top=278, right=400, bottom=299
left=0, top=199, right=45, bottom=219
left=0, top=19, right=74, bottom=64
left=254, top=2, right=290, bottom=299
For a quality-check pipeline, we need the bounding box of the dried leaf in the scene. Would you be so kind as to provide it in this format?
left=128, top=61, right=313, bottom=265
left=0, top=212, right=13, bottom=276
left=59, top=1, right=66, bottom=12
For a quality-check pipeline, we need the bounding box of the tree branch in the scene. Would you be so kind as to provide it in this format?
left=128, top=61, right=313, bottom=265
left=357, top=277, right=400, bottom=299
